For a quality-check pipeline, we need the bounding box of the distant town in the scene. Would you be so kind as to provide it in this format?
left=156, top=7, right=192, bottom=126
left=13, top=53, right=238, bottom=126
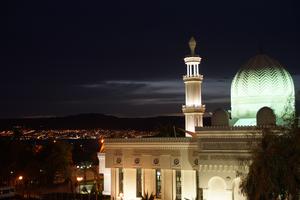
left=0, top=128, right=156, bottom=140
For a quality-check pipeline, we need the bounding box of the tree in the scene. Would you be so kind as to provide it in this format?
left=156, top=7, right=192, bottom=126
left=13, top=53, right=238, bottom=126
left=0, top=136, right=34, bottom=186
left=240, top=127, right=300, bottom=200
left=39, top=141, right=73, bottom=185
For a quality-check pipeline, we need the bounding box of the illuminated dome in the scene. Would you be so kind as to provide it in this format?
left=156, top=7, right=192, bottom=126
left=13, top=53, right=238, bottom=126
left=231, top=54, right=295, bottom=126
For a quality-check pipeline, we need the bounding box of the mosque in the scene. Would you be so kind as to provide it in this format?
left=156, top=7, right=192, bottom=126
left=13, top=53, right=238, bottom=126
left=98, top=38, right=296, bottom=200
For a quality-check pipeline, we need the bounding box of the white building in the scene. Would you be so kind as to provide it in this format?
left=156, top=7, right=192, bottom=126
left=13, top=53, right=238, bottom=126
left=98, top=38, right=295, bottom=200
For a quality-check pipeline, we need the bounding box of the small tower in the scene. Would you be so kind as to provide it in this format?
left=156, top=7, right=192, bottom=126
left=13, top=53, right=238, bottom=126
left=182, top=37, right=205, bottom=136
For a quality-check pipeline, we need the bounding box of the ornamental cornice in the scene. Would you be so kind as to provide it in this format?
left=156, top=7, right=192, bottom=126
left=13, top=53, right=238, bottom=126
left=198, top=134, right=261, bottom=138
left=199, top=164, right=248, bottom=173
left=184, top=56, right=201, bottom=63
left=199, top=141, right=254, bottom=151
left=105, top=137, right=196, bottom=143
left=196, top=125, right=281, bottom=131
left=105, top=137, right=198, bottom=150
left=198, top=137, right=262, bottom=143
left=182, top=105, right=205, bottom=113
left=197, top=133, right=262, bottom=140
left=105, top=144, right=197, bottom=150
left=198, top=153, right=252, bottom=160
left=183, top=76, right=203, bottom=82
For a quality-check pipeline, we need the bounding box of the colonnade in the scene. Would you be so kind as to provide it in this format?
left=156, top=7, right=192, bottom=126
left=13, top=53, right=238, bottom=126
left=110, top=168, right=197, bottom=200
left=186, top=64, right=199, bottom=77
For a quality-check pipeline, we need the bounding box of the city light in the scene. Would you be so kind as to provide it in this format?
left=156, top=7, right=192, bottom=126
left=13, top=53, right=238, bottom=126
left=0, top=128, right=156, bottom=139
left=18, top=176, right=23, bottom=180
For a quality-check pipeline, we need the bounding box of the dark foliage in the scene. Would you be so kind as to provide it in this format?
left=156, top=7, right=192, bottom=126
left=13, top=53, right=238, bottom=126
left=0, top=135, right=73, bottom=186
left=241, top=127, right=300, bottom=200
left=141, top=192, right=155, bottom=200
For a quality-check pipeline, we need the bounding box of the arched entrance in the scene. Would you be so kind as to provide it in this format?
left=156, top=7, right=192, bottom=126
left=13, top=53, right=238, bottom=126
left=207, top=176, right=230, bottom=200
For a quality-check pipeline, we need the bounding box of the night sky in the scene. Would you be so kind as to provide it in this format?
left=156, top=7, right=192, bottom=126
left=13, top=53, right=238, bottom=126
left=1, top=0, right=300, bottom=118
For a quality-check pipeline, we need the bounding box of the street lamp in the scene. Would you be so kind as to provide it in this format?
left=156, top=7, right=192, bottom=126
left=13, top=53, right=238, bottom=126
left=76, top=177, right=83, bottom=182
left=17, top=175, right=24, bottom=197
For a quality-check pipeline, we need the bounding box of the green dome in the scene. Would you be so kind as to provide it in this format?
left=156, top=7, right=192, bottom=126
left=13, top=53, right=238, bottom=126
left=231, top=54, right=295, bottom=126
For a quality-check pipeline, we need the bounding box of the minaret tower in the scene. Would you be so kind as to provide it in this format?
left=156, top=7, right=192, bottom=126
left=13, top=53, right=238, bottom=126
left=182, top=37, right=205, bottom=136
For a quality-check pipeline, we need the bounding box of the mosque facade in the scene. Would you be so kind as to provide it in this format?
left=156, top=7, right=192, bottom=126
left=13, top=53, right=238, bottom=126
left=98, top=38, right=296, bottom=200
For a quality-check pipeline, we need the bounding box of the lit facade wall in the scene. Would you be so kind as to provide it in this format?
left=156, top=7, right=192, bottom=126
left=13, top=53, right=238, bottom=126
left=101, top=134, right=251, bottom=200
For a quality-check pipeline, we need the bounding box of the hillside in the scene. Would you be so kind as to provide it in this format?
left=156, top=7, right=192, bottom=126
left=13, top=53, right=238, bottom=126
left=0, top=113, right=198, bottom=131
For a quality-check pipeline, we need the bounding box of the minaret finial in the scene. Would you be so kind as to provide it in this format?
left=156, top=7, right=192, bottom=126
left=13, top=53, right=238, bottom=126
left=189, top=37, right=196, bottom=56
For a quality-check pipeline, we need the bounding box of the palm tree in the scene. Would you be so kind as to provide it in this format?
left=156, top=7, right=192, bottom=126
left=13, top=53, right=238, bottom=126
left=141, top=192, right=155, bottom=200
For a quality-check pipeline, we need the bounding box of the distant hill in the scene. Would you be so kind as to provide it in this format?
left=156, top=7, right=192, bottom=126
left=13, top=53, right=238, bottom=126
left=0, top=113, right=211, bottom=131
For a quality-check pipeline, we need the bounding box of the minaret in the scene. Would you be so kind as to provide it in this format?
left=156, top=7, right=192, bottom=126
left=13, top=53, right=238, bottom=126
left=182, top=37, right=205, bottom=136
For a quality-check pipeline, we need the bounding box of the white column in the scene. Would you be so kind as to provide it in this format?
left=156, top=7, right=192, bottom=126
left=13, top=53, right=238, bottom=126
left=182, top=170, right=197, bottom=200
left=124, top=168, right=136, bottom=199
left=186, top=65, right=189, bottom=76
left=111, top=168, right=117, bottom=199
left=162, top=169, right=173, bottom=200
left=144, top=169, right=156, bottom=195
left=98, top=153, right=111, bottom=195
left=189, top=65, right=192, bottom=77
left=196, top=65, right=199, bottom=76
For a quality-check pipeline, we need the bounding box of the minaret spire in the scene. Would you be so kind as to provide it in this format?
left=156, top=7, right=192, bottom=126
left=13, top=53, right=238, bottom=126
left=182, top=37, right=205, bottom=136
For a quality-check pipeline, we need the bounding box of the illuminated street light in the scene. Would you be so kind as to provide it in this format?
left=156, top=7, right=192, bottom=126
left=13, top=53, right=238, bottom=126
left=77, top=177, right=83, bottom=182
left=18, top=176, right=23, bottom=181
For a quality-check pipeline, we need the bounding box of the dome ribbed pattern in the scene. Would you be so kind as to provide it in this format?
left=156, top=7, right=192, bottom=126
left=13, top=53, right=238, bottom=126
left=231, top=54, right=295, bottom=125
